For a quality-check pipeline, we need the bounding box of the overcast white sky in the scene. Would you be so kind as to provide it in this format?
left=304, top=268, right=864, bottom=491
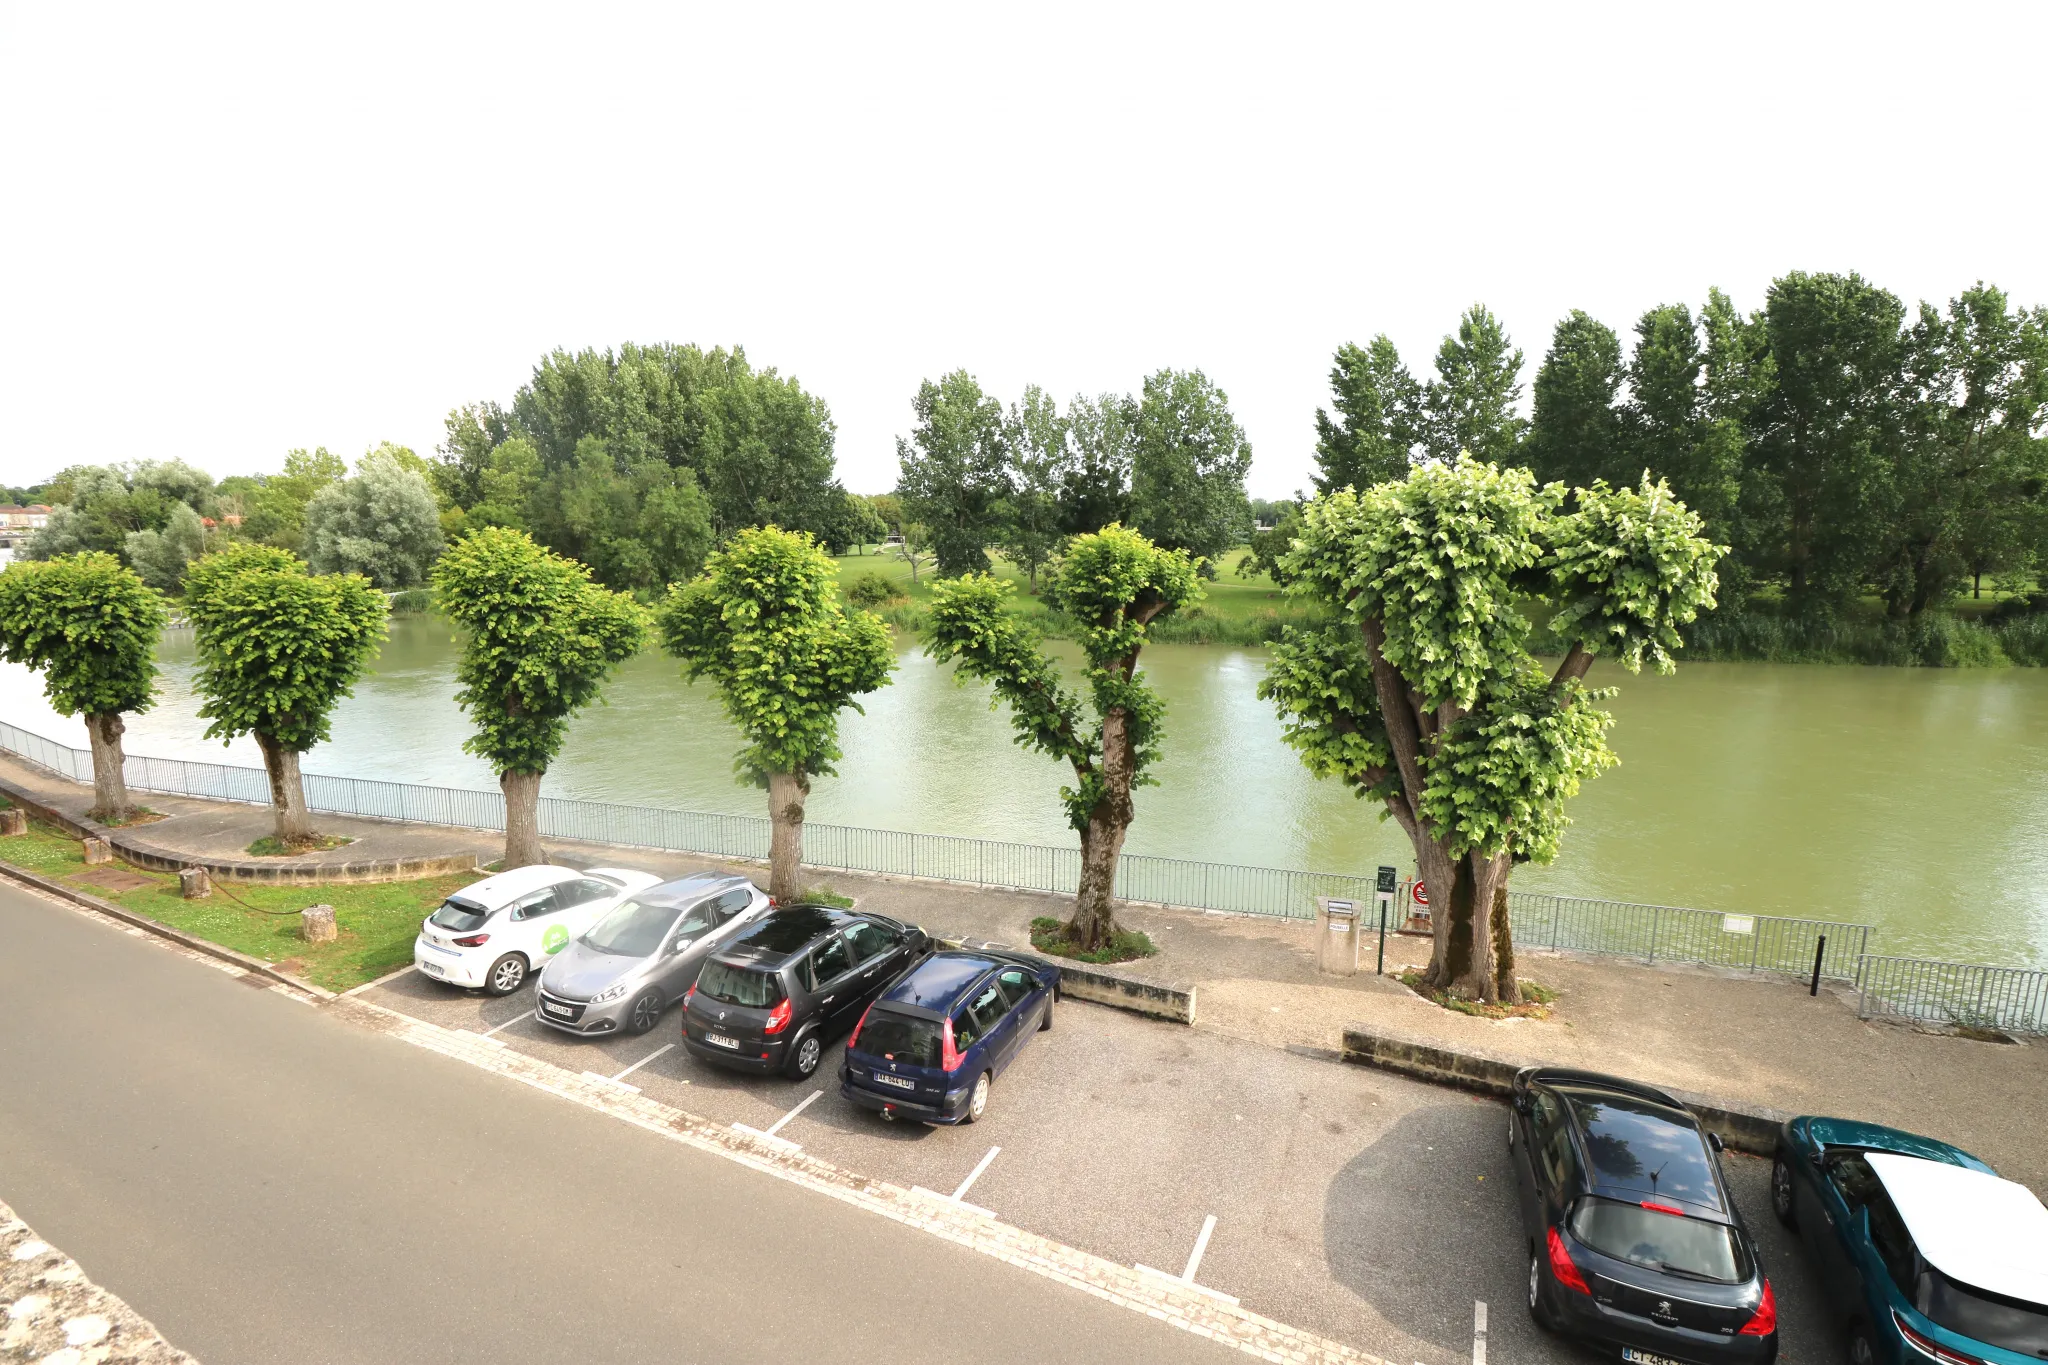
left=3, top=2, right=2044, bottom=499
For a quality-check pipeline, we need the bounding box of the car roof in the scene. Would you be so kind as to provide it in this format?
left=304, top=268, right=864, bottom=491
left=1804, top=1117, right=1994, bottom=1172
left=1554, top=1083, right=1727, bottom=1218
left=455, top=863, right=578, bottom=908
left=878, top=951, right=1000, bottom=1014
left=719, top=905, right=854, bottom=966
left=1868, top=1153, right=2048, bottom=1306
left=632, top=872, right=748, bottom=909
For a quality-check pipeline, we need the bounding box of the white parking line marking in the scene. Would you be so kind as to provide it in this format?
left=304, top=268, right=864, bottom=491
left=910, top=1146, right=1002, bottom=1219
left=731, top=1089, right=822, bottom=1152
left=582, top=1071, right=640, bottom=1093
left=342, top=962, right=418, bottom=996
left=611, top=1043, right=673, bottom=1082
left=481, top=1011, right=529, bottom=1038
left=1133, top=1215, right=1238, bottom=1305
left=1472, top=1300, right=1487, bottom=1365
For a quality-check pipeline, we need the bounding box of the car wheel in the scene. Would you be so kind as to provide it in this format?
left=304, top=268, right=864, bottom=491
left=626, top=988, right=664, bottom=1035
left=1847, top=1320, right=1877, bottom=1365
left=964, top=1070, right=991, bottom=1123
left=785, top=1028, right=822, bottom=1080
left=1771, top=1153, right=1798, bottom=1228
left=1526, top=1246, right=1557, bottom=1330
left=484, top=953, right=528, bottom=996
left=1038, top=991, right=1054, bottom=1031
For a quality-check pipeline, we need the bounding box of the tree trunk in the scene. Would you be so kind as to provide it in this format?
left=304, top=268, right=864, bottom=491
left=1066, top=705, right=1137, bottom=952
left=1491, top=877, right=1519, bottom=1002
left=253, top=732, right=315, bottom=845
left=767, top=769, right=809, bottom=903
left=500, top=770, right=545, bottom=868
left=84, top=711, right=133, bottom=824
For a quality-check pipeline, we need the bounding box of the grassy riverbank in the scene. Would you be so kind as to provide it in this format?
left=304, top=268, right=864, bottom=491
left=0, top=809, right=469, bottom=991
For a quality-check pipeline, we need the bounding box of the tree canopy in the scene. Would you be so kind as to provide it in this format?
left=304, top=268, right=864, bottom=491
left=1314, top=337, right=1419, bottom=494
left=895, top=370, right=1013, bottom=576
left=1129, top=368, right=1254, bottom=565
left=0, top=551, right=164, bottom=720
left=304, top=449, right=446, bottom=588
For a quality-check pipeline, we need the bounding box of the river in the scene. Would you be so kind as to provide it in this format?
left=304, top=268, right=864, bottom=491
left=4, top=614, right=2045, bottom=967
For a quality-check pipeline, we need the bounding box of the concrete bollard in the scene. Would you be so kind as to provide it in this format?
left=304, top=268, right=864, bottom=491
left=179, top=867, right=212, bottom=900
left=300, top=904, right=338, bottom=943
left=0, top=808, right=25, bottom=836
left=81, top=837, right=113, bottom=865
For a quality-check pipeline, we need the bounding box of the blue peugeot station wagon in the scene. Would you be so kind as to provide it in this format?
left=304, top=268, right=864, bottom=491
left=839, top=949, right=1059, bottom=1124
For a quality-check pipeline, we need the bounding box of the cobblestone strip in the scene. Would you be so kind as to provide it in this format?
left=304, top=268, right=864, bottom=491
left=335, top=995, right=1387, bottom=1365
left=1, top=1201, right=199, bottom=1364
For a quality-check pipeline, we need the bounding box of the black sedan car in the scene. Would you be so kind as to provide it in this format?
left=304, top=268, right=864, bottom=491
left=1509, top=1066, right=1778, bottom=1362
left=679, top=905, right=932, bottom=1080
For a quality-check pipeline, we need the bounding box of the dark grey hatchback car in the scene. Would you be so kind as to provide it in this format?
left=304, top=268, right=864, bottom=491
left=679, top=905, right=932, bottom=1080
left=1510, top=1066, right=1778, bottom=1362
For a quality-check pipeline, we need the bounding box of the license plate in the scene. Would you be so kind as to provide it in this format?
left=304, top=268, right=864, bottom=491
left=704, top=1033, right=740, bottom=1051
left=871, top=1072, right=915, bottom=1091
left=419, top=961, right=444, bottom=977
left=1622, top=1350, right=1686, bottom=1365
left=541, top=1000, right=573, bottom=1018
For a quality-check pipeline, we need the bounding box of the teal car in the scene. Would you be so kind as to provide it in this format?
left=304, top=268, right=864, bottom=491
left=1771, top=1117, right=2048, bottom=1365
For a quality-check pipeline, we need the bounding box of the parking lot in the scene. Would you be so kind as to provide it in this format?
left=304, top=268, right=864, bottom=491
left=361, top=958, right=1844, bottom=1364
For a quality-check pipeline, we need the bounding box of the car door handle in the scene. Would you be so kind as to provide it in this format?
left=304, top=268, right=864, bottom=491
left=822, top=995, right=836, bottom=1005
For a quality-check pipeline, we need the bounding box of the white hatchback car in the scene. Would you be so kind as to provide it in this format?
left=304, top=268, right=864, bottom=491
left=414, top=864, right=661, bottom=996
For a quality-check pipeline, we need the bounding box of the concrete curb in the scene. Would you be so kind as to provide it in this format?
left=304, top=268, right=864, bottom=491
left=0, top=776, right=479, bottom=885
left=0, top=859, right=336, bottom=1002
left=1339, top=1023, right=1791, bottom=1155
left=940, top=934, right=1197, bottom=1026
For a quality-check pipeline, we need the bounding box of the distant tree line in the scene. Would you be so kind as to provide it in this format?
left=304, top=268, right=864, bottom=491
left=893, top=368, right=1254, bottom=583
left=1311, top=275, right=2048, bottom=622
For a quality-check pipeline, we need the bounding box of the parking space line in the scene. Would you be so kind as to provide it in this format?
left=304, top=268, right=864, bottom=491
left=1134, top=1214, right=1239, bottom=1305
left=611, top=1043, right=674, bottom=1082
left=582, top=1071, right=640, bottom=1093
left=732, top=1089, right=821, bottom=1152
left=1472, top=1300, right=1487, bottom=1365
left=480, top=1010, right=531, bottom=1038
left=910, top=1146, right=1001, bottom=1219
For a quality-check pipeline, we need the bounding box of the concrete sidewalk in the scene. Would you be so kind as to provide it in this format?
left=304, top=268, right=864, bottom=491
left=8, top=752, right=2042, bottom=1193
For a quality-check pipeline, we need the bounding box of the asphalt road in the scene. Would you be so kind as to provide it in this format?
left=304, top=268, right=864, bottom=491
left=0, top=879, right=1240, bottom=1365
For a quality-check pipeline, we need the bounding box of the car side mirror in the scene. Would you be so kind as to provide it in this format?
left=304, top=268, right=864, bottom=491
left=1513, top=1092, right=1533, bottom=1116
left=1707, top=1130, right=1725, bottom=1153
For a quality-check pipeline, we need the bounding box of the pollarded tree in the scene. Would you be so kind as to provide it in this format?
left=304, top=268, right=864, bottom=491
left=0, top=552, right=167, bottom=822
left=657, top=526, right=895, bottom=901
left=926, top=526, right=1199, bottom=952
left=435, top=527, right=648, bottom=869
left=1260, top=458, right=1720, bottom=1003
left=184, top=544, right=387, bottom=846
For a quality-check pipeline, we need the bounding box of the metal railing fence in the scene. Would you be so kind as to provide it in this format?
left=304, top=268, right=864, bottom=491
left=4, top=717, right=2040, bottom=1029
left=1855, top=955, right=2048, bottom=1036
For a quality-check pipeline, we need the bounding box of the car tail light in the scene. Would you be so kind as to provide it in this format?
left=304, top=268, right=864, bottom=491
left=1546, top=1226, right=1591, bottom=1296
left=1893, top=1309, right=1978, bottom=1363
left=683, top=984, right=695, bottom=1008
left=848, top=1003, right=873, bottom=1052
left=941, top=1016, right=963, bottom=1072
left=763, top=997, right=792, bottom=1035
left=453, top=933, right=490, bottom=947
left=1639, top=1200, right=1684, bottom=1216
left=1739, top=1280, right=1777, bottom=1336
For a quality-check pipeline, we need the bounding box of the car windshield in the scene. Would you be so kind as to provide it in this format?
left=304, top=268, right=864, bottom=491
left=429, top=897, right=490, bottom=932
left=579, top=899, right=682, bottom=957
left=1920, top=1269, right=2048, bottom=1356
left=855, top=1011, right=941, bottom=1067
left=697, top=961, right=785, bottom=1008
left=1570, top=1198, right=1747, bottom=1282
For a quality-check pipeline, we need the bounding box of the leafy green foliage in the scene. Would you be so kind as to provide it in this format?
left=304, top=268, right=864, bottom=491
left=1547, top=475, right=1724, bottom=673
left=1059, top=393, right=1136, bottom=533
left=304, top=449, right=446, bottom=588
left=184, top=543, right=387, bottom=753
left=1129, top=369, right=1254, bottom=564
left=1256, top=621, right=1395, bottom=802
left=998, top=385, right=1069, bottom=586
left=28, top=461, right=216, bottom=561
left=1314, top=336, right=1420, bottom=494
left=657, top=526, right=894, bottom=785
left=1418, top=668, right=1617, bottom=861
left=0, top=552, right=165, bottom=719
left=895, top=370, right=1012, bottom=576
left=1523, top=310, right=1625, bottom=490
left=926, top=526, right=1199, bottom=830
left=434, top=528, right=649, bottom=775
left=124, top=502, right=208, bottom=591
left=1420, top=305, right=1528, bottom=464
left=1239, top=502, right=1303, bottom=586
left=843, top=569, right=905, bottom=609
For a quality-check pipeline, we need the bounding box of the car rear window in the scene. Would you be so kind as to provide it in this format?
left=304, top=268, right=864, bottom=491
left=430, top=897, right=490, bottom=932
left=1921, top=1270, right=2048, bottom=1356
left=855, top=1011, right=941, bottom=1067
left=697, top=961, right=786, bottom=1009
left=1570, top=1198, right=1747, bottom=1282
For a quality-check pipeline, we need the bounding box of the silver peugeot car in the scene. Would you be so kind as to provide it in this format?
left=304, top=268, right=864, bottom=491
left=534, top=872, right=772, bottom=1037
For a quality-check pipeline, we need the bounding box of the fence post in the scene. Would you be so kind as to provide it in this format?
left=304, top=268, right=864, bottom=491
left=1550, top=897, right=1561, bottom=949
left=1647, top=907, right=1659, bottom=965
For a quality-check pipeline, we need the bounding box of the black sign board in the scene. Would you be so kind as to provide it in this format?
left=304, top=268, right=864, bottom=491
left=1375, top=865, right=1397, bottom=894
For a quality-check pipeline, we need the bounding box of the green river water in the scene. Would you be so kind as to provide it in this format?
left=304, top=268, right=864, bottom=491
left=4, top=614, right=2045, bottom=967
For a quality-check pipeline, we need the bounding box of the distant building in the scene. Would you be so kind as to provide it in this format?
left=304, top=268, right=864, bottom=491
left=0, top=504, right=52, bottom=529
